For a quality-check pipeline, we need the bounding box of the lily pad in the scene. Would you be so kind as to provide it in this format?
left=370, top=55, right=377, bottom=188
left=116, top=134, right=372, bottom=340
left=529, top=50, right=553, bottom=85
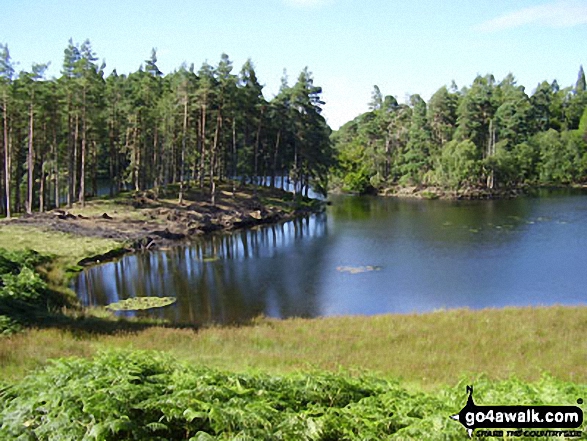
left=336, top=265, right=381, bottom=274
left=106, top=296, right=177, bottom=311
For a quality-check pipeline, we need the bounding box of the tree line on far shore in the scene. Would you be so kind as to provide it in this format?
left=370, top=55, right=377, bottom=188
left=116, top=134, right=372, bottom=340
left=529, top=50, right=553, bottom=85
left=0, top=40, right=333, bottom=218
left=332, top=67, right=587, bottom=194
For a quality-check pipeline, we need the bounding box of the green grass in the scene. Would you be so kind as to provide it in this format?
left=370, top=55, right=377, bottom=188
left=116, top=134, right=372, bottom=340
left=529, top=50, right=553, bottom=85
left=1, top=306, right=585, bottom=389
left=0, top=225, right=121, bottom=268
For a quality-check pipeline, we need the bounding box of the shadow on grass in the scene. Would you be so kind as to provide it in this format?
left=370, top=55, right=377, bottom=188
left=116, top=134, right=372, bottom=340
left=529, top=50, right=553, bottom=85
left=36, top=312, right=199, bottom=335
left=2, top=296, right=266, bottom=338
left=0, top=294, right=199, bottom=337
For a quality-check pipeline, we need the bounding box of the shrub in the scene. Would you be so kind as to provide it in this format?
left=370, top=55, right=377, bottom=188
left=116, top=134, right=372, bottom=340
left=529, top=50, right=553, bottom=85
left=0, top=248, right=51, bottom=330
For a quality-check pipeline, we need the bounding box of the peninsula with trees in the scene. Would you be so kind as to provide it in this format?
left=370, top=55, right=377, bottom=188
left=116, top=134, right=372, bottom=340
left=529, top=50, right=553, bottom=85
left=331, top=67, right=587, bottom=198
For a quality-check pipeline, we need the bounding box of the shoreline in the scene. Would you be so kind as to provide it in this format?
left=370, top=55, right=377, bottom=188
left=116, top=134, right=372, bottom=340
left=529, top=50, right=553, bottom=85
left=2, top=182, right=325, bottom=268
left=379, top=184, right=525, bottom=200
left=330, top=183, right=587, bottom=200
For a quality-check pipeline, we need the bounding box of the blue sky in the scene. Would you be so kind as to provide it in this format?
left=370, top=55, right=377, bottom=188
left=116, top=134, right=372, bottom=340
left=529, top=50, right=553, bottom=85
left=2, top=0, right=586, bottom=129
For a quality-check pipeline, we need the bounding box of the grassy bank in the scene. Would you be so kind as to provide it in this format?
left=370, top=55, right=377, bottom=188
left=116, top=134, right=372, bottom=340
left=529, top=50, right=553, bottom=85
left=1, top=306, right=585, bottom=389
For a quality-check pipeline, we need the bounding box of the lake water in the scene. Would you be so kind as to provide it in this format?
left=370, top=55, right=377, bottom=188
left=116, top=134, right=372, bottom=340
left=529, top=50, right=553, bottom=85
left=74, top=189, right=587, bottom=325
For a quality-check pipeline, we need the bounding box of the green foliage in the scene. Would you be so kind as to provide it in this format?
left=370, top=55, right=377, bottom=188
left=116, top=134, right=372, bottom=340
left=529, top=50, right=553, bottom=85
left=0, top=315, right=21, bottom=335
left=455, top=75, right=497, bottom=149
left=533, top=129, right=580, bottom=184
left=0, top=249, right=49, bottom=303
left=0, top=350, right=584, bottom=440
left=0, top=248, right=51, bottom=330
left=331, top=141, right=373, bottom=193
left=435, top=140, right=482, bottom=191
left=0, top=266, right=47, bottom=303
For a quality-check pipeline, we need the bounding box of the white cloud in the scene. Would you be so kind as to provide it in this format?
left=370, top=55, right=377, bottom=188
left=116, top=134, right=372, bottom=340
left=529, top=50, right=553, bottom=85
left=283, top=0, right=333, bottom=8
left=477, top=0, right=587, bottom=32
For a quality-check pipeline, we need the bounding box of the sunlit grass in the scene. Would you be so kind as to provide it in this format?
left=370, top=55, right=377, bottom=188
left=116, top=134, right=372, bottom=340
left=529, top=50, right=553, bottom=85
left=1, top=306, right=585, bottom=389
left=0, top=225, right=121, bottom=267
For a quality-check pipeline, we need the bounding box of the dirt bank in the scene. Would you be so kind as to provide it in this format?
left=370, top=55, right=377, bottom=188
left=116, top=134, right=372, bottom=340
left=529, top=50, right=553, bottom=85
left=6, top=183, right=324, bottom=264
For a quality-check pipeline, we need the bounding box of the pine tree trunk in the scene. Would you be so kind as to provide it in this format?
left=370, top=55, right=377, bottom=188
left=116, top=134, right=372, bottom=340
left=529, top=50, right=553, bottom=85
left=27, top=101, right=34, bottom=214
left=39, top=122, right=46, bottom=212
left=253, top=109, right=263, bottom=194
left=134, top=125, right=140, bottom=192
left=179, top=97, right=188, bottom=205
left=79, top=94, right=87, bottom=207
left=14, top=137, right=23, bottom=213
left=210, top=111, right=222, bottom=205
left=199, top=103, right=207, bottom=189
left=66, top=110, right=73, bottom=208
left=39, top=161, right=45, bottom=213
left=3, top=91, right=10, bottom=218
left=73, top=114, right=79, bottom=204
left=271, top=129, right=281, bottom=188
left=91, top=140, right=98, bottom=197
left=109, top=119, right=115, bottom=196
left=153, top=127, right=159, bottom=195
left=486, top=119, right=496, bottom=189
left=384, top=136, right=391, bottom=181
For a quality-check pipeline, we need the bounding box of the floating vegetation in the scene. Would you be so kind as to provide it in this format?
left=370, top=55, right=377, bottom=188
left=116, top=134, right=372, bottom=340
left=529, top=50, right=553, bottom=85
left=336, top=265, right=381, bottom=274
left=106, top=296, right=177, bottom=311
left=469, top=228, right=479, bottom=233
left=199, top=256, right=220, bottom=263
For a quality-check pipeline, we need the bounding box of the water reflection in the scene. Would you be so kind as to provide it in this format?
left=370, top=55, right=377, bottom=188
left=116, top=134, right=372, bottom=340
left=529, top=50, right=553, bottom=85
left=75, top=214, right=329, bottom=325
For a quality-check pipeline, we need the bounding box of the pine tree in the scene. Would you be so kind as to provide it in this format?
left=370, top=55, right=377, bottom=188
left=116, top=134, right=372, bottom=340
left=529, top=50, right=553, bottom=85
left=369, top=85, right=383, bottom=111
left=427, top=85, right=458, bottom=148
left=402, top=94, right=431, bottom=183
left=576, top=65, right=586, bottom=93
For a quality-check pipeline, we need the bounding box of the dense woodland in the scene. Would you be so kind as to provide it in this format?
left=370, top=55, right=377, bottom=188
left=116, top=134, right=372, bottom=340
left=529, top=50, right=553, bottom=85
left=332, top=67, right=587, bottom=194
left=0, top=40, right=333, bottom=218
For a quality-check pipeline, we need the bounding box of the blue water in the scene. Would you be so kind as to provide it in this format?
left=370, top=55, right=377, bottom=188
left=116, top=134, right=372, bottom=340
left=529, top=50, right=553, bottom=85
left=74, top=189, right=587, bottom=325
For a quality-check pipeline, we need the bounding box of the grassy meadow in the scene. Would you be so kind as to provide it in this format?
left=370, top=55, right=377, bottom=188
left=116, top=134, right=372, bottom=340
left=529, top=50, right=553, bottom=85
left=0, top=306, right=585, bottom=388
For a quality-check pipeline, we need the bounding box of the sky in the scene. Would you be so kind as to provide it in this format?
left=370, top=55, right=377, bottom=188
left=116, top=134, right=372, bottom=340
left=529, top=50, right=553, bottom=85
left=1, top=0, right=586, bottom=129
